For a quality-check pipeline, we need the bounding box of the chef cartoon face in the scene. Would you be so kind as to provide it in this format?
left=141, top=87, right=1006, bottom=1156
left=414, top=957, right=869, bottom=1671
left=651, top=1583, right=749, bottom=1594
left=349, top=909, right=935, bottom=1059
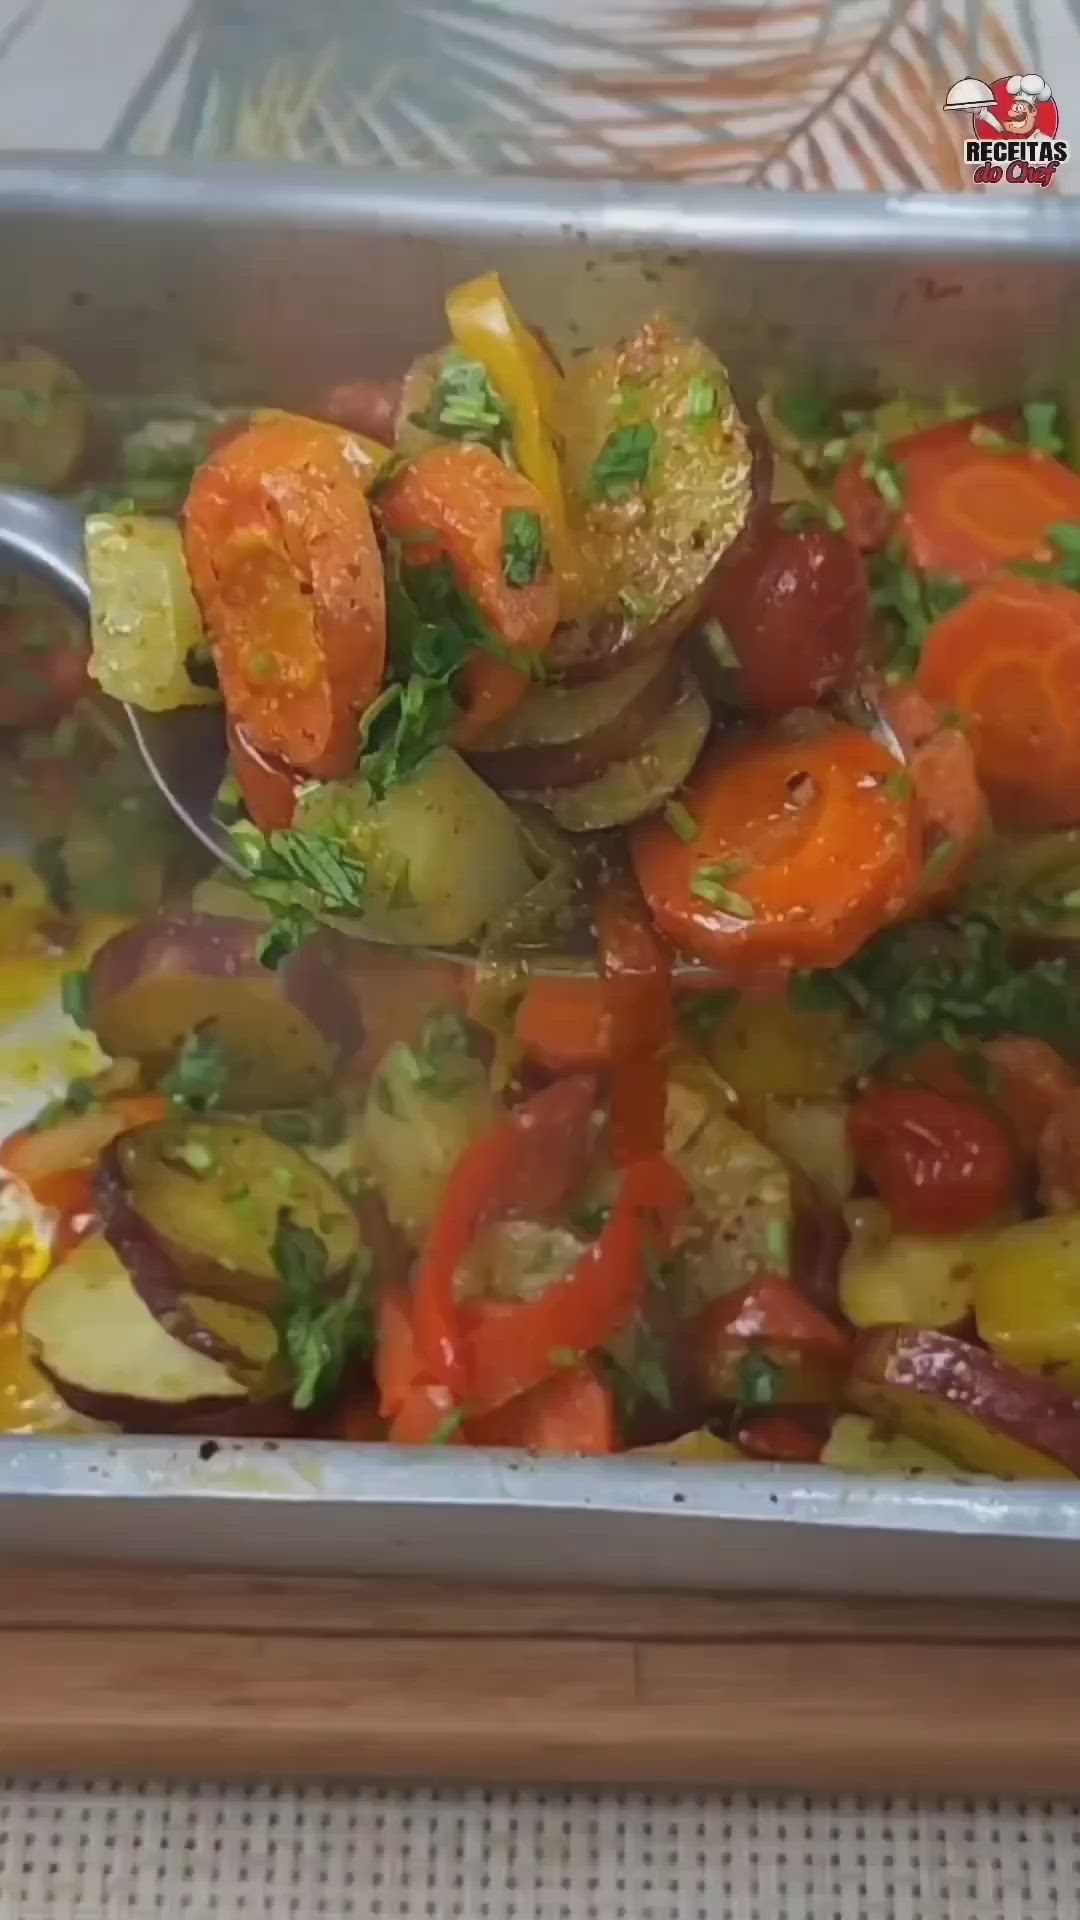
left=1002, top=74, right=1053, bottom=138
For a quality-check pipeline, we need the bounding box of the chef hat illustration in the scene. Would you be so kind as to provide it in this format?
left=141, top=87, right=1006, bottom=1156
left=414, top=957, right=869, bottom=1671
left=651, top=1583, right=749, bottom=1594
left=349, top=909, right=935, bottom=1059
left=1006, top=73, right=1053, bottom=103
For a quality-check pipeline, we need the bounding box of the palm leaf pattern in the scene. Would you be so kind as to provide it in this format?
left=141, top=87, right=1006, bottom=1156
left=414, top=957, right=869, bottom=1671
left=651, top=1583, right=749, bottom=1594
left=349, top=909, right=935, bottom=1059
left=110, top=0, right=1042, bottom=190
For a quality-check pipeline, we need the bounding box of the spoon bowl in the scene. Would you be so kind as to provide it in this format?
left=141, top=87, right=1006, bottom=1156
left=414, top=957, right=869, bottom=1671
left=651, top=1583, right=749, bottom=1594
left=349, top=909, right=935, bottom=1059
left=0, top=482, right=905, bottom=986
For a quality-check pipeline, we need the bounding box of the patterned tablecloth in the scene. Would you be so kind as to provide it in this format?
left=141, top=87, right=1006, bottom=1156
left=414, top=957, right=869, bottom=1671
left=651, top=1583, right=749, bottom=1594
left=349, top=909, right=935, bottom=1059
left=0, top=0, right=1075, bottom=191
left=2, top=3, right=1080, bottom=1917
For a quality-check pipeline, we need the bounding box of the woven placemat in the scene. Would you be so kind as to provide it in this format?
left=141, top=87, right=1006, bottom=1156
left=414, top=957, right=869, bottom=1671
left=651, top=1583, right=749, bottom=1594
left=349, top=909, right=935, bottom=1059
left=2, top=1778, right=1078, bottom=1920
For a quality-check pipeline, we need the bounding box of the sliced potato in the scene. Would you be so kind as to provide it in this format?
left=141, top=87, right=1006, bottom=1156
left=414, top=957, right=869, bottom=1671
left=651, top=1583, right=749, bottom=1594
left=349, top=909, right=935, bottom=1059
left=529, top=672, right=709, bottom=832
left=0, top=345, right=85, bottom=488
left=702, top=997, right=872, bottom=1100
left=753, top=1096, right=854, bottom=1207
left=22, top=1236, right=247, bottom=1420
left=840, top=1229, right=982, bottom=1332
left=297, top=749, right=534, bottom=946
left=557, top=321, right=752, bottom=639
left=822, top=1413, right=978, bottom=1480
left=665, top=1058, right=792, bottom=1305
left=362, top=1031, right=498, bottom=1243
left=849, top=1327, right=1080, bottom=1480
left=633, top=1429, right=743, bottom=1462
left=118, top=1119, right=361, bottom=1299
left=86, top=512, right=218, bottom=711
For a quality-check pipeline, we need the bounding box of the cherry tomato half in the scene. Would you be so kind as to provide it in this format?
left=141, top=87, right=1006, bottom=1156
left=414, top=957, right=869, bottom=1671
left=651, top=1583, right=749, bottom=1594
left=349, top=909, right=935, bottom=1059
left=848, top=1085, right=1016, bottom=1235
left=706, top=506, right=867, bottom=716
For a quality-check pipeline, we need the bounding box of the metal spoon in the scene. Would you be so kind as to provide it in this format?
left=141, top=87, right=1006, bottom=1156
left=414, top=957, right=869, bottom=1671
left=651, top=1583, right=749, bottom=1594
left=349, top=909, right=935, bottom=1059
left=0, top=485, right=240, bottom=874
left=0, top=483, right=904, bottom=980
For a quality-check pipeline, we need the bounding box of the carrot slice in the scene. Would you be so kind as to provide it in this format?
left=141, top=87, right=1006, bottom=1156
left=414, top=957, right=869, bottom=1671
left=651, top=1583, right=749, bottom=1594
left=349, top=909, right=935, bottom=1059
left=183, top=412, right=386, bottom=778
left=878, top=684, right=988, bottom=907
left=917, top=575, right=1080, bottom=828
left=896, top=416, right=1080, bottom=583
left=379, top=442, right=559, bottom=659
left=631, top=725, right=919, bottom=979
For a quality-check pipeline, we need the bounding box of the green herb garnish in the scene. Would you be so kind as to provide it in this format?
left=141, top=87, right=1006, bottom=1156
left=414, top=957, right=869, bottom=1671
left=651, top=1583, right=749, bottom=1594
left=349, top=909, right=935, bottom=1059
left=791, top=917, right=1080, bottom=1056
left=589, top=422, right=657, bottom=503
left=663, top=799, right=699, bottom=843
left=1022, top=399, right=1064, bottom=457
left=691, top=860, right=755, bottom=919
left=394, top=1009, right=476, bottom=1100
left=685, top=376, right=718, bottom=425
left=501, top=507, right=546, bottom=588
left=765, top=1216, right=790, bottom=1274
left=230, top=819, right=365, bottom=968
left=603, top=1319, right=672, bottom=1427
left=429, top=1405, right=470, bottom=1446
left=736, top=1351, right=783, bottom=1409
left=60, top=970, right=92, bottom=1029
left=868, top=538, right=968, bottom=678
left=262, top=1101, right=347, bottom=1149
left=416, top=351, right=512, bottom=459
left=1011, top=522, right=1080, bottom=593
left=159, top=1023, right=231, bottom=1113
left=773, top=382, right=833, bottom=441
left=272, top=1213, right=372, bottom=1412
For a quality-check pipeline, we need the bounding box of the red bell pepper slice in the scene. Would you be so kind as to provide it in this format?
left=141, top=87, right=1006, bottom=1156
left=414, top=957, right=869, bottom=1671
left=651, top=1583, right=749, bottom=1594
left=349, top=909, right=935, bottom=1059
left=412, top=1075, right=598, bottom=1395
left=465, top=1361, right=617, bottom=1455
left=597, top=876, right=673, bottom=1166
left=461, top=1153, right=688, bottom=1414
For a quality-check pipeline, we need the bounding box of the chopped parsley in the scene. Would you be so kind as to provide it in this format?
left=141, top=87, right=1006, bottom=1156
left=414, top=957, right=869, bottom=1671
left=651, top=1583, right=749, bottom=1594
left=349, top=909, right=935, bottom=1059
left=603, top=1319, right=672, bottom=1427
left=429, top=1405, right=470, bottom=1446
left=736, top=1351, right=783, bottom=1410
left=230, top=820, right=365, bottom=968
left=360, top=550, right=542, bottom=801
left=691, top=859, right=755, bottom=919
left=862, top=450, right=904, bottom=510
left=262, top=1101, right=346, bottom=1149
left=589, top=422, right=657, bottom=503
left=867, top=537, right=968, bottom=678
left=501, top=507, right=546, bottom=588
left=663, top=799, right=699, bottom=843
left=60, top=969, right=92, bottom=1029
left=414, top=351, right=512, bottom=459
left=393, top=1009, right=476, bottom=1100
left=272, top=1212, right=372, bottom=1411
left=772, top=381, right=833, bottom=442
left=791, top=917, right=1080, bottom=1057
left=1022, top=399, right=1064, bottom=457
left=685, top=376, right=718, bottom=425
left=1012, top=521, right=1080, bottom=593
left=159, top=1023, right=231, bottom=1112
left=765, top=1216, right=790, bottom=1274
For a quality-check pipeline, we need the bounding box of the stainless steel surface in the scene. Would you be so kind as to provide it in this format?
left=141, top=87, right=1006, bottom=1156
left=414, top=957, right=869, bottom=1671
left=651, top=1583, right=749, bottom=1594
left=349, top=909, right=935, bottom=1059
left=0, top=486, right=89, bottom=615
left=3, top=156, right=1080, bottom=1587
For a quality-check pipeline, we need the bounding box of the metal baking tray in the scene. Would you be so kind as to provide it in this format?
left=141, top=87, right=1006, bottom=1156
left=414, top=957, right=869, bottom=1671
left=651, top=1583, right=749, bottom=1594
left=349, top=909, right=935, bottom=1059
left=3, top=155, right=1080, bottom=1596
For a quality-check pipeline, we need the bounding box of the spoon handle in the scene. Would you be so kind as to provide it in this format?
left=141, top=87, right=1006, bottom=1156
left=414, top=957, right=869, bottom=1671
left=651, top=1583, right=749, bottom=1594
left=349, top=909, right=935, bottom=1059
left=0, top=486, right=90, bottom=614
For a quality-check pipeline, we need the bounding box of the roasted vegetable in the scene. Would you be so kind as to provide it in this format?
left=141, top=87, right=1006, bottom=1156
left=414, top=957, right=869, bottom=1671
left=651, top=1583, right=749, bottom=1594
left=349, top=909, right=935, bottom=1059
left=86, top=913, right=361, bottom=1108
left=0, top=346, right=85, bottom=489
left=839, top=1226, right=981, bottom=1331
left=692, top=1273, right=851, bottom=1407
left=22, top=1235, right=252, bottom=1428
left=362, top=1015, right=498, bottom=1243
left=550, top=320, right=753, bottom=680
left=665, top=1057, right=793, bottom=1304
left=972, top=1213, right=1080, bottom=1389
left=86, top=512, right=217, bottom=712
left=528, top=669, right=709, bottom=832
left=849, top=1326, right=1080, bottom=1479
left=110, top=1118, right=362, bottom=1306
left=293, top=750, right=534, bottom=947
left=696, top=996, right=872, bottom=1100
left=821, top=1413, right=975, bottom=1479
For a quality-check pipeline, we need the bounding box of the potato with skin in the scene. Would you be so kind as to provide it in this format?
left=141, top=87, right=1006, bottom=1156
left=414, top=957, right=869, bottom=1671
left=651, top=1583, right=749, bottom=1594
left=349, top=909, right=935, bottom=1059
left=362, top=1029, right=498, bottom=1244
left=850, top=1327, right=1080, bottom=1479
left=87, top=912, right=362, bottom=1109
left=0, top=346, right=85, bottom=488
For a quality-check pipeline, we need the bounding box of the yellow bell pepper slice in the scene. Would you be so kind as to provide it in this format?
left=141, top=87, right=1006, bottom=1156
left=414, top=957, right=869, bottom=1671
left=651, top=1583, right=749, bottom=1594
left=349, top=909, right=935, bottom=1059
left=445, top=272, right=577, bottom=607
left=974, top=1212, right=1080, bottom=1388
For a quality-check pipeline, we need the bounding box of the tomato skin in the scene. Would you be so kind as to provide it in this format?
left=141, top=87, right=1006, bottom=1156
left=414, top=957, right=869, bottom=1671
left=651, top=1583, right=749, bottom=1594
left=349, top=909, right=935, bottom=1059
left=736, top=1411, right=824, bottom=1463
left=848, top=1085, right=1016, bottom=1235
left=706, top=507, right=867, bottom=716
